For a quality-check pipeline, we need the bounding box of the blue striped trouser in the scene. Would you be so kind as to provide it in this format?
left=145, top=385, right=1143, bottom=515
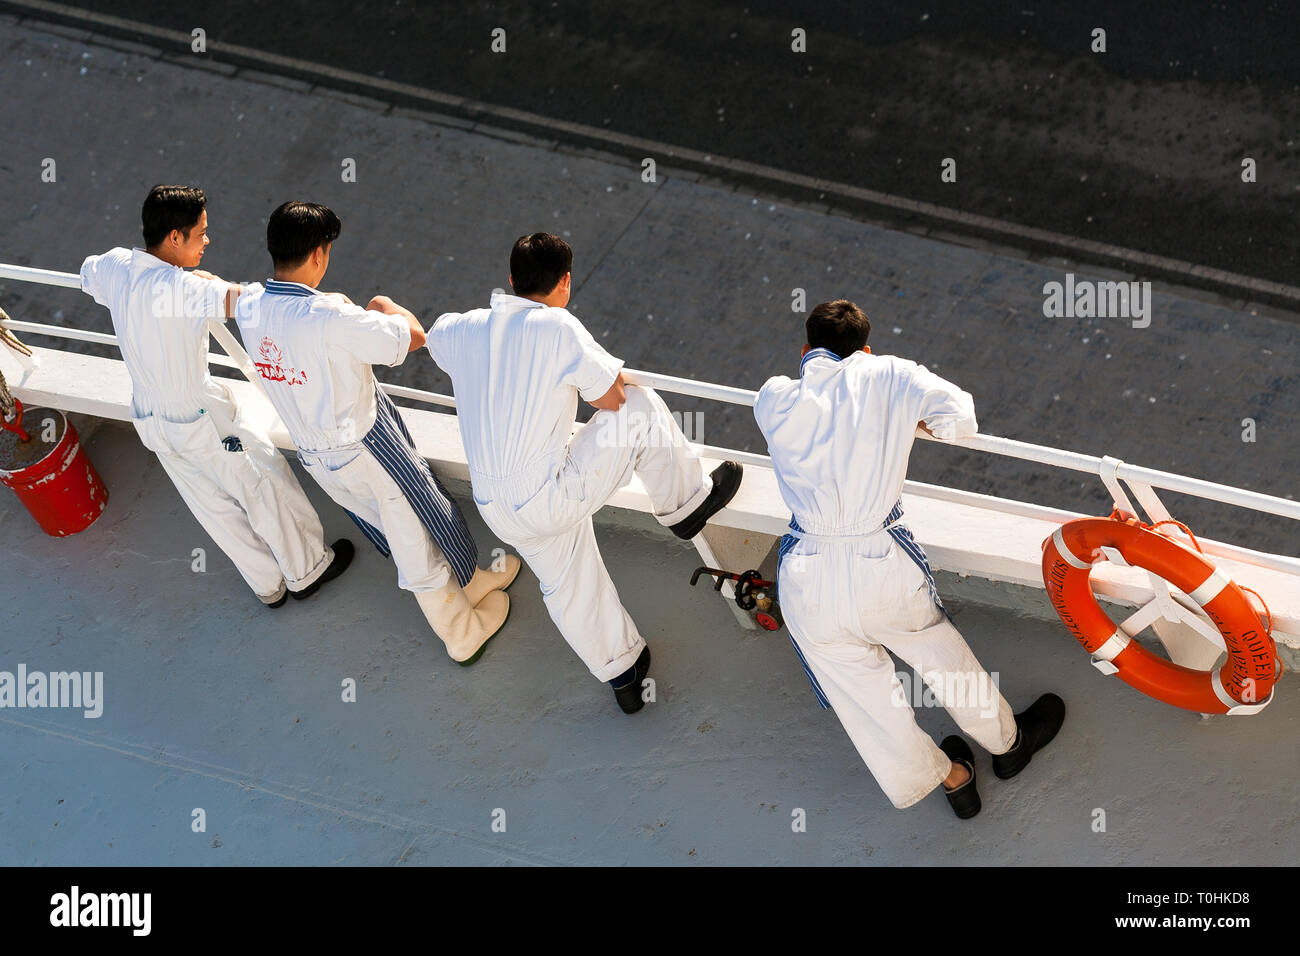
left=776, top=500, right=951, bottom=709
left=344, top=387, right=478, bottom=588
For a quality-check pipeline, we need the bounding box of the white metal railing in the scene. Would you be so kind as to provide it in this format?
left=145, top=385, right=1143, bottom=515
left=0, top=264, right=81, bottom=290
left=3, top=261, right=1299, bottom=531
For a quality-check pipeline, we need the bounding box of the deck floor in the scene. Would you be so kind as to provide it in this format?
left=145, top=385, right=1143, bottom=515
left=1, top=419, right=1295, bottom=866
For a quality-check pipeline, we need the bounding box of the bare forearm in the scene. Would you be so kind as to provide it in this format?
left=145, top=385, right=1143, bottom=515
left=368, top=295, right=426, bottom=351
left=916, top=410, right=977, bottom=441
left=589, top=371, right=627, bottom=411
left=224, top=282, right=244, bottom=319
left=192, top=269, right=240, bottom=319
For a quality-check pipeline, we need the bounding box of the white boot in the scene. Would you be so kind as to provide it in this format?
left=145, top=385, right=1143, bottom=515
left=463, top=553, right=522, bottom=606
left=415, top=583, right=510, bottom=665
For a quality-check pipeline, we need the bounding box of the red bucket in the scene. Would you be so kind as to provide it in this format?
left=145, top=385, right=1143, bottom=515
left=0, top=401, right=108, bottom=536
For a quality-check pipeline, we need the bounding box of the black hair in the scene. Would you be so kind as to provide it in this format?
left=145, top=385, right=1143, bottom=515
left=267, top=201, right=342, bottom=269
left=806, top=299, right=871, bottom=357
left=509, top=233, right=573, bottom=296
left=141, top=185, right=206, bottom=248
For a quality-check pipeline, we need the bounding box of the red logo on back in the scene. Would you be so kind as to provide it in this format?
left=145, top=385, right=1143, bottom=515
left=254, top=336, right=307, bottom=386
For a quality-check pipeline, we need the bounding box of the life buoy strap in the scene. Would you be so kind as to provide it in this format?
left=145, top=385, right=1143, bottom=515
left=1210, top=670, right=1241, bottom=711
left=1092, top=629, right=1130, bottom=662
left=1187, top=567, right=1230, bottom=607
left=1052, top=527, right=1092, bottom=569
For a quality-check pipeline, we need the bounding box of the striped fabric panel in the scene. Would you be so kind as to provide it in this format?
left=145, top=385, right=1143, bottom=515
left=787, top=633, right=833, bottom=709
left=345, top=509, right=392, bottom=558
left=359, top=387, right=479, bottom=587
left=263, top=279, right=315, bottom=297
left=882, top=502, right=953, bottom=624
left=799, top=346, right=842, bottom=371
left=777, top=523, right=832, bottom=710
left=776, top=500, right=951, bottom=707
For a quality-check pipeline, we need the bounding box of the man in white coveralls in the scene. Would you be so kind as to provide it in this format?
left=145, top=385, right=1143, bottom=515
left=427, top=233, right=743, bottom=713
left=80, top=185, right=350, bottom=609
left=754, top=298, right=1065, bottom=818
left=236, top=202, right=517, bottom=665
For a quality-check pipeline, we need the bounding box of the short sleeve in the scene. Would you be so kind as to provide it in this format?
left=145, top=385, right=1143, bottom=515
left=177, top=271, right=230, bottom=324
left=80, top=248, right=129, bottom=307
left=323, top=301, right=411, bottom=367
left=753, top=377, right=786, bottom=437
left=232, top=282, right=265, bottom=335
left=908, top=362, right=978, bottom=440
left=426, top=313, right=455, bottom=371
left=80, top=255, right=106, bottom=304
left=555, top=311, right=623, bottom=402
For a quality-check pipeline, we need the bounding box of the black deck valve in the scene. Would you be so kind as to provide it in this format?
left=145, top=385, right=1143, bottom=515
left=690, top=566, right=784, bottom=631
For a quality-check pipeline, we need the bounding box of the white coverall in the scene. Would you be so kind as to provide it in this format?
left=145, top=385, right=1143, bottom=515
left=428, top=291, right=712, bottom=681
left=755, top=347, right=1017, bottom=809
left=80, top=248, right=332, bottom=602
left=235, top=280, right=475, bottom=595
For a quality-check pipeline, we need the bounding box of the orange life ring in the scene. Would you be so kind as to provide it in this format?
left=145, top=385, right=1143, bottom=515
left=1041, top=514, right=1280, bottom=714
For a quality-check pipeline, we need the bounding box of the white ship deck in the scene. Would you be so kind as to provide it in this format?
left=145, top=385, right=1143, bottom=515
left=1, top=414, right=1297, bottom=866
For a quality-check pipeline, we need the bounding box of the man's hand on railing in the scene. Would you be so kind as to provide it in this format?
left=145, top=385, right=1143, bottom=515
left=190, top=269, right=243, bottom=319
left=366, top=294, right=426, bottom=352
left=589, top=371, right=627, bottom=411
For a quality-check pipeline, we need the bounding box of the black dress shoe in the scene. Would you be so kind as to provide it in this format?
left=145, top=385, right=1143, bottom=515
left=266, top=590, right=288, bottom=609
left=669, top=462, right=744, bottom=540
left=991, top=693, right=1066, bottom=780
left=612, top=646, right=652, bottom=714
left=938, top=735, right=981, bottom=819
left=291, top=539, right=356, bottom=601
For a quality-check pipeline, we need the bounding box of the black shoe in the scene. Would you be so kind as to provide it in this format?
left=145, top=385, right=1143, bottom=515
left=612, top=646, right=652, bottom=714
left=291, top=539, right=355, bottom=601
left=938, top=735, right=981, bottom=819
left=991, top=693, right=1065, bottom=780
left=266, top=590, right=288, bottom=610
left=669, top=462, right=744, bottom=540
